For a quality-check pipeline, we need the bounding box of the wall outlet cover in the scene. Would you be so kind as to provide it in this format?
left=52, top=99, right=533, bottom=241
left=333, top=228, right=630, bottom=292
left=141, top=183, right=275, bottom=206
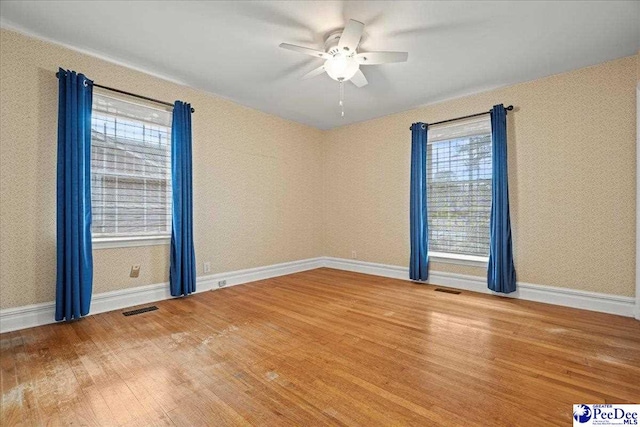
left=130, top=265, right=141, bottom=278
left=203, top=262, right=211, bottom=273
left=218, top=280, right=227, bottom=288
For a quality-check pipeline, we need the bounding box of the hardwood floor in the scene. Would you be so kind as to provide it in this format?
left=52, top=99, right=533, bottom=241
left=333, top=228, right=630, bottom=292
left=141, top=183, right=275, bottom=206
left=1, top=268, right=639, bottom=426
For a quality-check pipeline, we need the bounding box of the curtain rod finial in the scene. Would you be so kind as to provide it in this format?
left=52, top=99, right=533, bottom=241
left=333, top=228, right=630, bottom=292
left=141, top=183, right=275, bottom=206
left=506, top=105, right=514, bottom=111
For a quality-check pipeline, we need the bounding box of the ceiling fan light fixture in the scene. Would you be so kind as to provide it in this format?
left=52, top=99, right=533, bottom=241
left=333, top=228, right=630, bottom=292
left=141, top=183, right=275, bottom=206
left=325, top=53, right=359, bottom=82
left=279, top=19, right=408, bottom=118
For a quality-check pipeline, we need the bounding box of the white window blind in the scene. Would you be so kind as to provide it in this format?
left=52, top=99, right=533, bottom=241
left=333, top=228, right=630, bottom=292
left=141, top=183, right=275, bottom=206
left=91, top=93, right=172, bottom=238
left=427, top=117, right=492, bottom=257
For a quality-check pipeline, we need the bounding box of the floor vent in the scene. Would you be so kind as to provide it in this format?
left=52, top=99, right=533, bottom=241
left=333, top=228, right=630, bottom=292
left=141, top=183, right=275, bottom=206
left=434, top=288, right=462, bottom=295
left=123, top=306, right=158, bottom=316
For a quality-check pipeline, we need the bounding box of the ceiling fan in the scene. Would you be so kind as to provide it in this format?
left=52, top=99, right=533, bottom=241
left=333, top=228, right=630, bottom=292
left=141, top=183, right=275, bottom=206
left=279, top=19, right=408, bottom=116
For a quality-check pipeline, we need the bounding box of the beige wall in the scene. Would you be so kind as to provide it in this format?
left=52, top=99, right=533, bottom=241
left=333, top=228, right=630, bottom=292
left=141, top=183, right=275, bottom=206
left=0, top=29, right=637, bottom=310
left=0, top=29, right=324, bottom=309
left=323, top=55, right=637, bottom=297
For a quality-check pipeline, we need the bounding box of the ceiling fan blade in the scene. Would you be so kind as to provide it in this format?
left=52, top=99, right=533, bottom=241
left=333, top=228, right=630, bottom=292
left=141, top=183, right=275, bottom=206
left=355, top=51, right=408, bottom=65
left=350, top=69, right=368, bottom=88
left=338, top=19, right=365, bottom=53
left=279, top=43, right=331, bottom=60
left=301, top=65, right=326, bottom=80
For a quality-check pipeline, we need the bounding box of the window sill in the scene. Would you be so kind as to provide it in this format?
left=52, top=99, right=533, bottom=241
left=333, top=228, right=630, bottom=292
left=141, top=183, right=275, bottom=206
left=92, top=235, right=171, bottom=250
left=429, top=251, right=488, bottom=268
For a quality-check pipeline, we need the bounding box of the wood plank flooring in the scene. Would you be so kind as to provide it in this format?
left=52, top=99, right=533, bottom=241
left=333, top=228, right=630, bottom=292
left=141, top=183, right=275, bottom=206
left=1, top=268, right=639, bottom=426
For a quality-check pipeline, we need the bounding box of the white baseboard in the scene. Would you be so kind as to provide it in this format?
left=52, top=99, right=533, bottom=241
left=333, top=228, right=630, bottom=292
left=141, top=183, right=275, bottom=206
left=324, top=257, right=637, bottom=318
left=0, top=257, right=324, bottom=333
left=197, top=257, right=325, bottom=291
left=1, top=256, right=636, bottom=333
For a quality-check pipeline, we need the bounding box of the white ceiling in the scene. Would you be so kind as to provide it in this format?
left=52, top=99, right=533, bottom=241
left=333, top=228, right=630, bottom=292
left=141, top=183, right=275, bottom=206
left=1, top=1, right=638, bottom=129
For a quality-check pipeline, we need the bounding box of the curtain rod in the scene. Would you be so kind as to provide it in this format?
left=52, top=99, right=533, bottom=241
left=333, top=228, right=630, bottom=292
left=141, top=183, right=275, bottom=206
left=411, top=105, right=513, bottom=130
left=55, top=72, right=195, bottom=113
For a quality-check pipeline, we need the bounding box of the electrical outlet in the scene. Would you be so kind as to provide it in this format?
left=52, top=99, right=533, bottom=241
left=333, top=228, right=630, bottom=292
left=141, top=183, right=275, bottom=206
left=351, top=250, right=357, bottom=259
left=130, top=265, right=140, bottom=278
left=203, top=262, right=211, bottom=274
left=218, top=280, right=227, bottom=288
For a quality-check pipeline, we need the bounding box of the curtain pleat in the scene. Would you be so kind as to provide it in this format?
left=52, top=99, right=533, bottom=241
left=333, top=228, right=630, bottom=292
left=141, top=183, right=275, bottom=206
left=170, top=101, right=196, bottom=296
left=56, top=68, right=94, bottom=321
left=487, top=104, right=517, bottom=293
left=409, top=123, right=429, bottom=281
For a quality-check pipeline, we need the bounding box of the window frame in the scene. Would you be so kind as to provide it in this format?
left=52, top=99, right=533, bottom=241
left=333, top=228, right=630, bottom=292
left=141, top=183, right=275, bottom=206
left=90, top=92, right=173, bottom=250
left=92, top=235, right=171, bottom=250
left=429, top=251, right=488, bottom=268
left=427, top=117, right=492, bottom=266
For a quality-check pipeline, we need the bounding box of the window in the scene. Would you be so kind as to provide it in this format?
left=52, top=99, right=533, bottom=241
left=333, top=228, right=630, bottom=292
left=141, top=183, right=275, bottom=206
left=427, top=117, right=492, bottom=260
left=91, top=93, right=172, bottom=246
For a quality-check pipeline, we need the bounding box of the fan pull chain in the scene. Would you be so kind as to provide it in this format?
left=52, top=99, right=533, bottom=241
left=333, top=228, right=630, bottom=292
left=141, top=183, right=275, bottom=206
left=339, top=80, right=345, bottom=118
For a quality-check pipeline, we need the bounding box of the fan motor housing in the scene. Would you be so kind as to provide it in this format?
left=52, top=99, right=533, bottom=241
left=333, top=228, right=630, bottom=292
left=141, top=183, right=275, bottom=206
left=324, top=31, right=345, bottom=56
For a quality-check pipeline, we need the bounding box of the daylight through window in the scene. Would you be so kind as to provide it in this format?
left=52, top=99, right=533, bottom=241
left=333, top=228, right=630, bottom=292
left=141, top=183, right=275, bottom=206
left=427, top=117, right=492, bottom=257
left=90, top=93, right=172, bottom=238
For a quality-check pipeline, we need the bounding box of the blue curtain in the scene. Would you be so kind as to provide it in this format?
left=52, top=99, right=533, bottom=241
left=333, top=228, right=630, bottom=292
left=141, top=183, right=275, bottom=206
left=55, top=68, right=94, bottom=321
left=410, top=123, right=429, bottom=281
left=170, top=101, right=196, bottom=296
left=488, top=104, right=517, bottom=293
